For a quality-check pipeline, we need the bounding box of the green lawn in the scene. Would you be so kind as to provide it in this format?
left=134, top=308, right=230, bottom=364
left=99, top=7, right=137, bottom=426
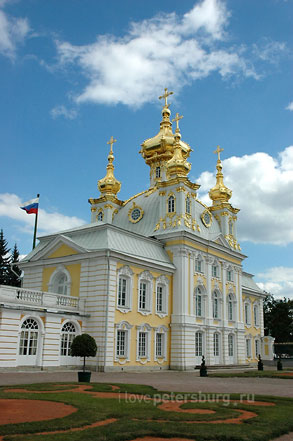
left=0, top=382, right=293, bottom=441
left=208, top=370, right=293, bottom=379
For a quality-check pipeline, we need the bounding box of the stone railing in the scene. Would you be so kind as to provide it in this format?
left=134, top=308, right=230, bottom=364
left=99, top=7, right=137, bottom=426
left=0, top=285, right=85, bottom=313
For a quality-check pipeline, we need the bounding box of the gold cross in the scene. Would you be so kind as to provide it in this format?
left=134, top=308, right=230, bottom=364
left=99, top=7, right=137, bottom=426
left=107, top=136, right=117, bottom=153
left=214, top=145, right=224, bottom=161
left=172, top=113, right=183, bottom=131
left=159, top=88, right=174, bottom=107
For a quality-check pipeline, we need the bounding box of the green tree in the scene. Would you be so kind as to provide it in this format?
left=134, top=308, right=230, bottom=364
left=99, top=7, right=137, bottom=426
left=264, top=294, right=293, bottom=343
left=70, top=334, right=97, bottom=372
left=8, top=243, right=21, bottom=287
left=0, top=229, right=10, bottom=285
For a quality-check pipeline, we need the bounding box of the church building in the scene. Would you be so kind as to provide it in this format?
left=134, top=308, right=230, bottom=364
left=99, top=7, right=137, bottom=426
left=0, top=89, right=273, bottom=371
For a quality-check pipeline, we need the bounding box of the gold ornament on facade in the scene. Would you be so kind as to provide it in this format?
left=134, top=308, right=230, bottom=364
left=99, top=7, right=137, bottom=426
left=98, top=136, right=121, bottom=197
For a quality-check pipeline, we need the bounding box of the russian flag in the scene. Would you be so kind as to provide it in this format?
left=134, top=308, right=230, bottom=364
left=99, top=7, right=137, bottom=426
left=20, top=197, right=39, bottom=215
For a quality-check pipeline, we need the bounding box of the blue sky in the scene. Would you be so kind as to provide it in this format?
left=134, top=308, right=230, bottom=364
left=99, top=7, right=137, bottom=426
left=0, top=0, right=292, bottom=298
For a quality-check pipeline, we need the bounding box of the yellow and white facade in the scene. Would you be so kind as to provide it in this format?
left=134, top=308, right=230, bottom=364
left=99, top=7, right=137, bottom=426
left=0, top=90, right=272, bottom=371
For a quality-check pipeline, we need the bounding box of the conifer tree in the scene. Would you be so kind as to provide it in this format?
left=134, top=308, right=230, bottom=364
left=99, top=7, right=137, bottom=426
left=8, top=243, right=21, bottom=287
left=0, top=229, right=10, bottom=285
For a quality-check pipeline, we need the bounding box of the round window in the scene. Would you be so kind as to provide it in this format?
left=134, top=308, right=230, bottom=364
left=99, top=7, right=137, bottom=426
left=131, top=208, right=141, bottom=221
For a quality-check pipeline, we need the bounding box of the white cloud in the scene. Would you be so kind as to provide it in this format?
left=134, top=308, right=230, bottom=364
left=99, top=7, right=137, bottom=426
left=0, top=6, right=30, bottom=58
left=257, top=267, right=293, bottom=299
left=0, top=193, right=86, bottom=237
left=50, top=105, right=78, bottom=120
left=286, top=101, right=293, bottom=111
left=55, top=0, right=262, bottom=108
left=196, top=146, right=293, bottom=245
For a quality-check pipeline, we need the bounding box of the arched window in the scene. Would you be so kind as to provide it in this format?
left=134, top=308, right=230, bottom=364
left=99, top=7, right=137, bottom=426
left=227, top=294, right=234, bottom=321
left=186, top=196, right=191, bottom=215
left=213, top=291, right=220, bottom=319
left=195, top=287, right=203, bottom=317
left=60, top=322, right=76, bottom=356
left=97, top=211, right=103, bottom=221
left=49, top=268, right=71, bottom=296
left=156, top=166, right=161, bottom=178
left=168, top=195, right=175, bottom=213
left=19, top=318, right=39, bottom=356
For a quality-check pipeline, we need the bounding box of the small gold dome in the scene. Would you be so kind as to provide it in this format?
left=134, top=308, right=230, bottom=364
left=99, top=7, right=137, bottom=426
left=209, top=146, right=232, bottom=204
left=98, top=136, right=121, bottom=197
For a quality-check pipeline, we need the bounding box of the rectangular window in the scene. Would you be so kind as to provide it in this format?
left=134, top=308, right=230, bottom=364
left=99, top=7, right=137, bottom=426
left=246, top=339, right=251, bottom=358
left=156, top=333, right=163, bottom=357
left=245, top=304, right=251, bottom=325
left=255, top=339, right=260, bottom=358
left=227, top=270, right=233, bottom=282
left=196, top=295, right=202, bottom=316
left=228, top=301, right=233, bottom=321
left=118, top=277, right=127, bottom=307
left=212, top=265, right=218, bottom=278
left=228, top=335, right=234, bottom=357
left=138, top=332, right=146, bottom=357
left=156, top=286, right=163, bottom=312
left=254, top=305, right=259, bottom=327
left=195, top=332, right=202, bottom=357
left=139, top=282, right=147, bottom=310
left=213, top=298, right=219, bottom=319
left=195, top=259, right=202, bottom=273
left=213, top=333, right=219, bottom=356
left=116, top=330, right=126, bottom=357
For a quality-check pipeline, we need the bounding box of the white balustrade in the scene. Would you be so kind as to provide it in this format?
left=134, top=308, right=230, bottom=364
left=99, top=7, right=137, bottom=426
left=0, top=285, right=84, bottom=312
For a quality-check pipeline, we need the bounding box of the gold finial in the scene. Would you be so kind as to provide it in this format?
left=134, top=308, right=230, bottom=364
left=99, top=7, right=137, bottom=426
left=172, top=113, right=183, bottom=131
left=107, top=136, right=117, bottom=154
left=159, top=88, right=174, bottom=108
left=214, top=145, right=224, bottom=161
left=97, top=137, right=121, bottom=197
left=209, top=145, right=232, bottom=205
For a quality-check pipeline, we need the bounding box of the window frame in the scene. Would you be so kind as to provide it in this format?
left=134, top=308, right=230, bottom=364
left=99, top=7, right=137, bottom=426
left=213, top=290, right=221, bottom=320
left=167, top=195, right=175, bottom=213
left=213, top=332, right=220, bottom=357
left=253, top=303, right=260, bottom=327
left=48, top=266, right=71, bottom=297
left=60, top=321, right=77, bottom=357
left=116, top=266, right=133, bottom=313
left=228, top=333, right=234, bottom=357
left=136, top=323, right=152, bottom=362
left=195, top=331, right=203, bottom=357
left=115, top=321, right=132, bottom=362
left=155, top=276, right=169, bottom=317
left=246, top=338, right=252, bottom=358
left=138, top=271, right=153, bottom=316
left=154, top=325, right=168, bottom=362
left=244, top=300, right=252, bottom=326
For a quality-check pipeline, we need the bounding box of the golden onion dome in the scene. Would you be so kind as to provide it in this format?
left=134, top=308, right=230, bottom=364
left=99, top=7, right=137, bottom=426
left=98, top=136, right=121, bottom=197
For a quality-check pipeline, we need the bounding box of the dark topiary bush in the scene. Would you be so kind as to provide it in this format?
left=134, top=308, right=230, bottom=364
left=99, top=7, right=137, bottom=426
left=70, top=333, right=97, bottom=372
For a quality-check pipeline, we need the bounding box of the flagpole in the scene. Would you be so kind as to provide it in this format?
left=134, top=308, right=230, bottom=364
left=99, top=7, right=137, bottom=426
left=32, top=194, right=40, bottom=250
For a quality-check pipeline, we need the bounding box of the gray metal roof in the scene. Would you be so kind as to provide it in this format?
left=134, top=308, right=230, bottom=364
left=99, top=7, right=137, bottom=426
left=21, top=223, right=174, bottom=270
left=112, top=188, right=223, bottom=241
left=242, top=272, right=263, bottom=293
